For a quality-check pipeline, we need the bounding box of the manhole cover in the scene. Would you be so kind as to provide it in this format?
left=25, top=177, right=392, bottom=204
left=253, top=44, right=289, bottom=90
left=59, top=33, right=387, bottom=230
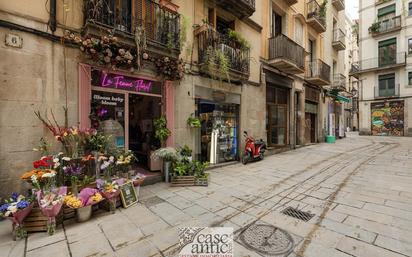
left=141, top=196, right=165, bottom=207
left=238, top=224, right=294, bottom=256
left=281, top=207, right=314, bottom=222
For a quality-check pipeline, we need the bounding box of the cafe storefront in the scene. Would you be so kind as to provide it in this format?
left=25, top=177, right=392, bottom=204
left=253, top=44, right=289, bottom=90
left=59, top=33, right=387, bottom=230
left=79, top=64, right=174, bottom=171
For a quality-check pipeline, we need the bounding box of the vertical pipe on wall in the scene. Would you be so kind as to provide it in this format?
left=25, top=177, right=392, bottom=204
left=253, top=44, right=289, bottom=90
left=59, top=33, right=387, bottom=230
left=49, top=0, right=57, bottom=32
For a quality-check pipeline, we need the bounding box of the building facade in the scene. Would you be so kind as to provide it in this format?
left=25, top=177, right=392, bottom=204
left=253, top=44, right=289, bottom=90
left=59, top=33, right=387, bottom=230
left=356, top=0, right=412, bottom=136
left=0, top=0, right=353, bottom=197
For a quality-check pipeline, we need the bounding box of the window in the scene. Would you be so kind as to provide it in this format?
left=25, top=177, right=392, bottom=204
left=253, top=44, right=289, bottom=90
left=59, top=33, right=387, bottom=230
left=409, top=39, right=412, bottom=54
left=272, top=11, right=283, bottom=36
left=378, top=73, right=395, bottom=97
left=378, top=38, right=397, bottom=66
left=409, top=2, right=412, bottom=16
left=295, top=19, right=303, bottom=46
left=408, top=72, right=412, bottom=85
left=378, top=4, right=395, bottom=21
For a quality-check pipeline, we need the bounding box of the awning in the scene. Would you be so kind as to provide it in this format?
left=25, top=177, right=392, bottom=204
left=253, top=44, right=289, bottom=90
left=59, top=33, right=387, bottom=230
left=335, top=95, right=350, bottom=103
left=327, top=92, right=350, bottom=103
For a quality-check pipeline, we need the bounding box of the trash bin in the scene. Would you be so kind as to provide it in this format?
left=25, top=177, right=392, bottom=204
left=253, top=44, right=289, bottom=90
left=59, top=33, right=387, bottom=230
left=326, top=135, right=336, bottom=143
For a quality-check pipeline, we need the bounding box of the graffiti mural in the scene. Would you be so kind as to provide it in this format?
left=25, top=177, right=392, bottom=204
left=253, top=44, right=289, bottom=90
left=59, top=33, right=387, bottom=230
left=371, top=101, right=404, bottom=136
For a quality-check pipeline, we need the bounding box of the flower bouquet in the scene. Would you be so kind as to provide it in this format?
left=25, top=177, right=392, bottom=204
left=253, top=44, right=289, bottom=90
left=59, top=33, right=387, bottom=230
left=64, top=188, right=103, bottom=222
left=97, top=179, right=122, bottom=213
left=115, top=150, right=137, bottom=178
left=36, top=187, right=67, bottom=235
left=0, top=193, right=33, bottom=240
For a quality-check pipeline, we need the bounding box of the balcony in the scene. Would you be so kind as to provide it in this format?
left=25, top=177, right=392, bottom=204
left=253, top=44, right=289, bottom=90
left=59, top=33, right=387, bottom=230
left=268, top=34, right=305, bottom=74
left=215, top=0, right=255, bottom=19
left=83, top=0, right=180, bottom=58
left=349, top=63, right=360, bottom=79
left=332, top=0, right=345, bottom=11
left=352, top=52, right=406, bottom=74
left=306, top=0, right=327, bottom=33
left=305, top=59, right=331, bottom=85
left=332, top=74, right=346, bottom=91
left=369, top=16, right=401, bottom=37
left=197, top=26, right=250, bottom=82
left=375, top=83, right=400, bottom=99
left=332, top=29, right=346, bottom=51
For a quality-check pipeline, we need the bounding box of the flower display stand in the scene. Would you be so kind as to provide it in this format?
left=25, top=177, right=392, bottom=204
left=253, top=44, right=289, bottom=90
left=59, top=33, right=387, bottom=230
left=23, top=205, right=63, bottom=233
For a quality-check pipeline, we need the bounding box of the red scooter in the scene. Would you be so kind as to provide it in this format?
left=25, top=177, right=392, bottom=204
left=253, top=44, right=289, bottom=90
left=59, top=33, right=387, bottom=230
left=242, top=131, right=266, bottom=164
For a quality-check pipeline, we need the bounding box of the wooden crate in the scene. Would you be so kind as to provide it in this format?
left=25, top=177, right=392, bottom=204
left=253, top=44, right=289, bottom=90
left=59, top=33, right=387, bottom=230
left=171, top=174, right=209, bottom=187
left=24, top=207, right=63, bottom=233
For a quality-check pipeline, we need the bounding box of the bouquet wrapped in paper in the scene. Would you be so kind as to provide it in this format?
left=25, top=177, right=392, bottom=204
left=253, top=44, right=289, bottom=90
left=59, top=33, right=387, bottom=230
left=0, top=193, right=33, bottom=240
left=36, top=187, right=67, bottom=235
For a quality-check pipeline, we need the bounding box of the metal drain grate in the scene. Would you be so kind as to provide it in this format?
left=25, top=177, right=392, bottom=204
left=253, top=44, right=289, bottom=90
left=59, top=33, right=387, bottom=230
left=281, top=207, right=314, bottom=222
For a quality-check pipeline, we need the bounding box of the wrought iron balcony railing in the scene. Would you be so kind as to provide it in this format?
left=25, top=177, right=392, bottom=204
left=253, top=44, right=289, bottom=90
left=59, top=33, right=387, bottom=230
left=332, top=29, right=346, bottom=50
left=197, top=27, right=250, bottom=79
left=332, top=73, right=346, bottom=90
left=84, top=0, right=180, bottom=50
left=305, top=59, right=331, bottom=85
left=369, top=16, right=401, bottom=36
left=268, top=34, right=305, bottom=73
left=354, top=52, right=406, bottom=73
left=332, top=0, right=345, bottom=11
left=375, top=83, right=400, bottom=98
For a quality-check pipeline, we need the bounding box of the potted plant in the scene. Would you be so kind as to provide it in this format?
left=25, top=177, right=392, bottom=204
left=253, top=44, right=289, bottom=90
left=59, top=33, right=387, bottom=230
left=151, top=147, right=180, bottom=183
left=368, top=21, right=381, bottom=34
left=187, top=114, right=201, bottom=128
left=154, top=116, right=171, bottom=145
left=178, top=145, right=193, bottom=162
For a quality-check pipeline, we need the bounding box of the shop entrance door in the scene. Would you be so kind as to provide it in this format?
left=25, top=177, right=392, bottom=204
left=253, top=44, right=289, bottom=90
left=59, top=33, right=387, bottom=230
left=128, top=94, right=162, bottom=170
left=305, top=113, right=316, bottom=143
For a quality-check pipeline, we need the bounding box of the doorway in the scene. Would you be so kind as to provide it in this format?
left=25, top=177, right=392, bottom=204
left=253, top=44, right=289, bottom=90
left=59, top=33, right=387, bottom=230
left=128, top=94, right=162, bottom=171
left=305, top=113, right=317, bottom=143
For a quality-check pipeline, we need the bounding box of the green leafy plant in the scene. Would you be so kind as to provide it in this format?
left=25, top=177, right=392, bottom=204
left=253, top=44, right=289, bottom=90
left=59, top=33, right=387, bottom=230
left=228, top=29, right=251, bottom=51
left=180, top=15, right=189, bottom=51
left=179, top=145, right=192, bottom=157
left=187, top=114, right=201, bottom=128
left=173, top=161, right=191, bottom=176
left=368, top=21, right=381, bottom=34
left=153, top=116, right=171, bottom=145
left=193, top=161, right=209, bottom=178
left=319, top=0, right=328, bottom=18
left=205, top=46, right=230, bottom=82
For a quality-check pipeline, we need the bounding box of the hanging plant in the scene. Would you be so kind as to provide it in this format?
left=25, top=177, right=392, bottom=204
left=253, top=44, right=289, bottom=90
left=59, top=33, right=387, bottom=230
left=187, top=114, right=201, bottom=128
left=153, top=116, right=171, bottom=145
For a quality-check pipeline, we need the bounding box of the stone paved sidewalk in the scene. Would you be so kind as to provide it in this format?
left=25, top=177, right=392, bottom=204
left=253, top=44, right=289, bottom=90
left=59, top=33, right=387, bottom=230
left=1, top=134, right=412, bottom=257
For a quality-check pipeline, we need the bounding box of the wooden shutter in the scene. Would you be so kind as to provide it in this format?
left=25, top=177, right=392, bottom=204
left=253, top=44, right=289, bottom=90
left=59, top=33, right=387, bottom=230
left=78, top=64, right=91, bottom=130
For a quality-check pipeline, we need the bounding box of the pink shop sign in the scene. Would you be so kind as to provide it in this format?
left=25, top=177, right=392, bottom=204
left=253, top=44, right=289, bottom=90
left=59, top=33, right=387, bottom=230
left=92, top=70, right=161, bottom=95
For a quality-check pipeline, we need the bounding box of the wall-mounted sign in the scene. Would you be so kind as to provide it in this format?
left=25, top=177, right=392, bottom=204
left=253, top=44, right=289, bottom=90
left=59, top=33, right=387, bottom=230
left=92, top=91, right=124, bottom=106
left=92, top=69, right=161, bottom=95
left=5, top=34, right=23, bottom=48
left=212, top=90, right=226, bottom=102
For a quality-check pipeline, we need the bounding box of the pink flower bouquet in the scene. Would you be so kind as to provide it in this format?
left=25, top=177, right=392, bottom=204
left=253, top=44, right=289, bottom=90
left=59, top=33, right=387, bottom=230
left=36, top=187, right=67, bottom=235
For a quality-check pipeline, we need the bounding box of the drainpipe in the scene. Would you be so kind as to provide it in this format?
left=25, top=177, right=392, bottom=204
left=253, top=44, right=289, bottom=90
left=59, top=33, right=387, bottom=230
left=49, top=0, right=57, bottom=32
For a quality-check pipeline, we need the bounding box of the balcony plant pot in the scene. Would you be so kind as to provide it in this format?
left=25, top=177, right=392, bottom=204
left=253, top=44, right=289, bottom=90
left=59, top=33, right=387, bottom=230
left=149, top=150, right=162, bottom=171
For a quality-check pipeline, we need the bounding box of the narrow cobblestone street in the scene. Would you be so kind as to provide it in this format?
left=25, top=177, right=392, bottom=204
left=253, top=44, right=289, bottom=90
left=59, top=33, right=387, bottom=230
left=1, top=134, right=412, bottom=257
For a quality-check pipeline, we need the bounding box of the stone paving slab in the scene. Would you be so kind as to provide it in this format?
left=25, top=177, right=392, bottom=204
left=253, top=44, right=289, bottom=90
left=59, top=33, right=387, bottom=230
left=1, top=135, right=412, bottom=256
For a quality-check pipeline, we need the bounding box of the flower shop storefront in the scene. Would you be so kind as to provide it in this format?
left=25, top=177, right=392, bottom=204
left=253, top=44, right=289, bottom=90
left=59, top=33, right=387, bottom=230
left=80, top=65, right=174, bottom=171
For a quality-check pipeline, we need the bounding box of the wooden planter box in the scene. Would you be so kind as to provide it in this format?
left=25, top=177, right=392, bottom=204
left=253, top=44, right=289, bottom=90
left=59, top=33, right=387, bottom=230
left=171, top=174, right=209, bottom=187
left=24, top=206, right=63, bottom=233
